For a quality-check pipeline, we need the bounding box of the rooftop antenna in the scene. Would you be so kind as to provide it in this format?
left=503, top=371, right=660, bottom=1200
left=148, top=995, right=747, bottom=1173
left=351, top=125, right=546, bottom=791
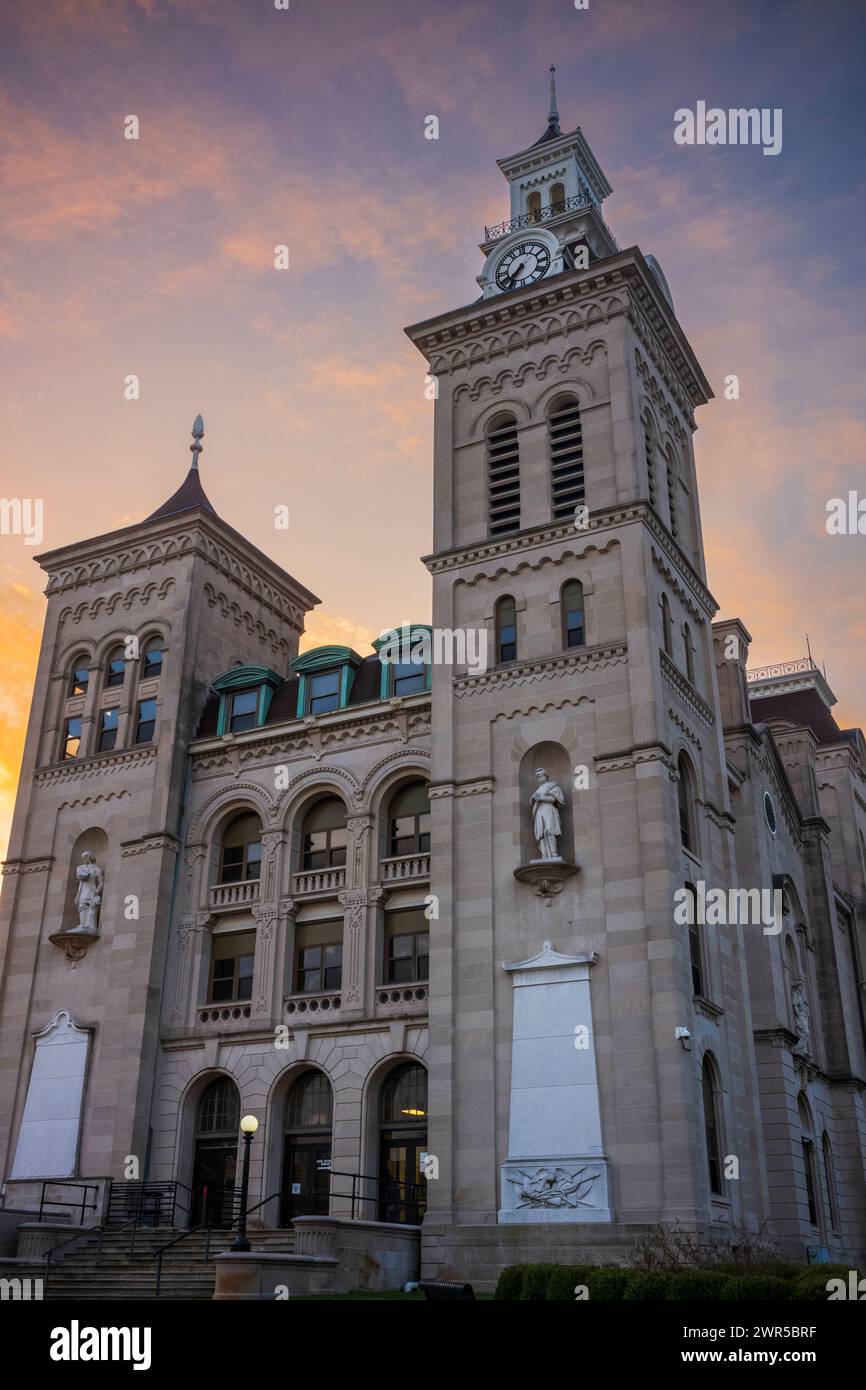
left=805, top=632, right=814, bottom=666
left=190, top=414, right=204, bottom=470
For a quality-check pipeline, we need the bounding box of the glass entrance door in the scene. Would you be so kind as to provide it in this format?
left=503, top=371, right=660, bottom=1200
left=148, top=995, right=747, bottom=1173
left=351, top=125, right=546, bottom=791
left=379, top=1132, right=426, bottom=1223
left=191, top=1139, right=238, bottom=1227
left=281, top=1138, right=331, bottom=1224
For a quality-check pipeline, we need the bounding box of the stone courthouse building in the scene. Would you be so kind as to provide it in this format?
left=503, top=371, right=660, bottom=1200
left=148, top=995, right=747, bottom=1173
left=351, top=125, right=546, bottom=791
left=1, top=79, right=865, bottom=1292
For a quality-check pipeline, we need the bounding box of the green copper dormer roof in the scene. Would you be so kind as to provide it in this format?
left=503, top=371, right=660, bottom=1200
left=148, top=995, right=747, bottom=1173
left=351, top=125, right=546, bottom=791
left=372, top=623, right=433, bottom=654
left=213, top=664, right=283, bottom=693
left=291, top=646, right=363, bottom=674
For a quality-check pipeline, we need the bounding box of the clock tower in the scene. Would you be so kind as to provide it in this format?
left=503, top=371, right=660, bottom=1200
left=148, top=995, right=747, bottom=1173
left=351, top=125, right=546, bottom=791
left=407, top=75, right=770, bottom=1279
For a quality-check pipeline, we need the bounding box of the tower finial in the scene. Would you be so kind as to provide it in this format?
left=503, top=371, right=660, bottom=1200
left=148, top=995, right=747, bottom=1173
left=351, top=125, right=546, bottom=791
left=548, top=64, right=560, bottom=131
left=190, top=414, right=204, bottom=469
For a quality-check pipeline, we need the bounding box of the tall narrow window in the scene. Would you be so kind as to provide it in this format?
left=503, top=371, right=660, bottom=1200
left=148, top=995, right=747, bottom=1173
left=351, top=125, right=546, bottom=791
left=486, top=414, right=521, bottom=537
left=701, top=1057, right=723, bottom=1195
left=98, top=708, right=119, bottom=753
left=561, top=580, right=585, bottom=649
left=142, top=639, right=164, bottom=680
left=526, top=191, right=541, bottom=222
left=643, top=423, right=657, bottom=508
left=105, top=646, right=126, bottom=689
left=135, top=698, right=156, bottom=744
left=802, top=1139, right=818, bottom=1226
left=385, top=909, right=430, bottom=984
left=209, top=932, right=255, bottom=1003
left=683, top=622, right=696, bottom=684
left=388, top=781, right=431, bottom=858
left=821, top=1132, right=838, bottom=1231
left=684, top=883, right=704, bottom=996
left=548, top=395, right=585, bottom=522
left=665, top=449, right=679, bottom=539
left=69, top=658, right=90, bottom=697
left=295, top=922, right=343, bottom=993
left=677, top=752, right=697, bottom=854
left=661, top=593, right=673, bottom=656
left=495, top=596, right=517, bottom=665
left=549, top=181, right=565, bottom=213
left=63, top=717, right=82, bottom=760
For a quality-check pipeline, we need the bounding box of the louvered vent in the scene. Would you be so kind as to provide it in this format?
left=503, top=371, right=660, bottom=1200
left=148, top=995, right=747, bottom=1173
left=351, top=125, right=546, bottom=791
left=644, top=426, right=657, bottom=508
left=487, top=416, right=521, bottom=536
left=666, top=456, right=679, bottom=539
left=548, top=397, right=585, bottom=522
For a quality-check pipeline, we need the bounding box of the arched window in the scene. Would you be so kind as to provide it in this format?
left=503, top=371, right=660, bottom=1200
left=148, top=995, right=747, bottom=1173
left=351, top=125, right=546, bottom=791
left=643, top=420, right=657, bottom=508
left=142, top=638, right=164, bottom=680
left=547, top=394, right=584, bottom=522
left=301, top=797, right=347, bottom=871
left=665, top=448, right=679, bottom=539
left=821, top=1132, right=838, bottom=1231
left=561, top=580, right=585, bottom=649
left=68, top=656, right=90, bottom=697
left=526, top=190, right=541, bottom=221
left=549, top=181, right=565, bottom=213
left=379, top=1063, right=428, bottom=1223
left=798, top=1095, right=819, bottom=1228
left=701, top=1056, right=723, bottom=1195
left=198, top=1077, right=239, bottom=1135
left=219, top=812, right=262, bottom=883
left=683, top=622, right=696, bottom=684
left=105, top=645, right=126, bottom=689
left=287, top=1070, right=333, bottom=1130
left=684, top=882, right=704, bottom=996
left=661, top=593, right=673, bottom=656
left=677, top=752, right=697, bottom=854
left=486, top=413, right=521, bottom=537
left=388, top=781, right=431, bottom=858
left=495, top=596, right=517, bottom=665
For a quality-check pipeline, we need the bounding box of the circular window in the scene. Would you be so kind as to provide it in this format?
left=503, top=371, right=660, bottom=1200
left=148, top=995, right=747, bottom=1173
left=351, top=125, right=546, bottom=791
left=764, top=792, right=777, bottom=836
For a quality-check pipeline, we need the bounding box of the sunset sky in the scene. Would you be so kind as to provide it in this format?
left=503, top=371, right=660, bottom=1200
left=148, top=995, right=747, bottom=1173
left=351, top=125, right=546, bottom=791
left=1, top=0, right=865, bottom=856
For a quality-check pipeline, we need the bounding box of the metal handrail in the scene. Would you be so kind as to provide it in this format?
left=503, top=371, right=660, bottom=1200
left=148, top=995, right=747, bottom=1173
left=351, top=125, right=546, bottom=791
left=37, top=1180, right=99, bottom=1224
left=326, top=1168, right=424, bottom=1223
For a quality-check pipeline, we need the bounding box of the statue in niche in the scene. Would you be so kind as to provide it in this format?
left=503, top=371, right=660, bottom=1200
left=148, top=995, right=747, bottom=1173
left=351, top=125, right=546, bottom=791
left=530, top=768, right=565, bottom=861
left=791, top=981, right=811, bottom=1053
left=73, top=851, right=104, bottom=935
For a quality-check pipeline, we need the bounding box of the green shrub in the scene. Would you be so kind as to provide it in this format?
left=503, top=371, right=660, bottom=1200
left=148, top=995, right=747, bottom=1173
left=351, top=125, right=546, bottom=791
left=521, top=1263, right=561, bottom=1301
left=726, top=1274, right=792, bottom=1300
left=624, top=1272, right=670, bottom=1301
left=664, top=1271, right=733, bottom=1301
left=546, top=1265, right=591, bottom=1301
left=584, top=1267, right=634, bottom=1300
left=494, top=1264, right=525, bottom=1301
left=795, top=1267, right=862, bottom=1300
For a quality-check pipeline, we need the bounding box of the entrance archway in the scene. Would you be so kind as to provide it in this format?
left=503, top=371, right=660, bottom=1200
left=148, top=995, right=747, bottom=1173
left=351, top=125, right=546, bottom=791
left=191, top=1077, right=240, bottom=1227
left=280, top=1070, right=333, bottom=1225
left=378, top=1062, right=427, bottom=1224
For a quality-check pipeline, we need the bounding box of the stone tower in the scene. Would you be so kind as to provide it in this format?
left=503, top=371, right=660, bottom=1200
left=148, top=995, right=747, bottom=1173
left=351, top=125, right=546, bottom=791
left=0, top=421, right=317, bottom=1196
left=407, top=75, right=769, bottom=1276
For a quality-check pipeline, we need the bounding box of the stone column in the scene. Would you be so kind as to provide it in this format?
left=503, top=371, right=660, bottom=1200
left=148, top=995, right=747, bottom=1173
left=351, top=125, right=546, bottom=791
left=498, top=940, right=611, bottom=1223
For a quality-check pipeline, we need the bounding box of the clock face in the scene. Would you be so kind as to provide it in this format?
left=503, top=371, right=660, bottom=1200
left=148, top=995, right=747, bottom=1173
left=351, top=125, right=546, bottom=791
left=494, top=240, right=551, bottom=291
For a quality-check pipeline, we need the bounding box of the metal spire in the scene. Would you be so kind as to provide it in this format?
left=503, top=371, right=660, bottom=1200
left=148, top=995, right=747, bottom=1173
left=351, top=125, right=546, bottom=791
left=190, top=414, right=204, bottom=469
left=548, top=65, right=560, bottom=132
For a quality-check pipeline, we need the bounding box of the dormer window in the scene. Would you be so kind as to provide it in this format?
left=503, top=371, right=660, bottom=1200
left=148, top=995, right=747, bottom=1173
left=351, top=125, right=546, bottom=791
left=228, top=690, right=258, bottom=733
left=292, top=647, right=362, bottom=718
left=308, top=670, right=340, bottom=715
left=213, top=665, right=282, bottom=736
left=373, top=625, right=432, bottom=700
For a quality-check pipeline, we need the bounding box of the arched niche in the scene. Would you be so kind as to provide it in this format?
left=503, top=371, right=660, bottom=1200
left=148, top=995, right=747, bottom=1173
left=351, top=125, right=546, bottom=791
left=518, top=742, right=574, bottom=865
left=62, top=827, right=109, bottom=934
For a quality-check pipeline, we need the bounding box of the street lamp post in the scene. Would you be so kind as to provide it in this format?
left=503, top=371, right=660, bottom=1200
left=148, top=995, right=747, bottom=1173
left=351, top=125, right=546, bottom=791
left=231, top=1114, right=259, bottom=1252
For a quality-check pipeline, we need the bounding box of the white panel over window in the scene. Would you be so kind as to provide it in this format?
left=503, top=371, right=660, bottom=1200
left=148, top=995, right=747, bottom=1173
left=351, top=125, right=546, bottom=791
left=11, top=1010, right=91, bottom=1179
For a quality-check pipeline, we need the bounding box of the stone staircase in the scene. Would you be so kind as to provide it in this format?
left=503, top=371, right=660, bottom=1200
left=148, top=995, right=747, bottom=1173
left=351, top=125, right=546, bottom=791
left=0, top=1225, right=296, bottom=1301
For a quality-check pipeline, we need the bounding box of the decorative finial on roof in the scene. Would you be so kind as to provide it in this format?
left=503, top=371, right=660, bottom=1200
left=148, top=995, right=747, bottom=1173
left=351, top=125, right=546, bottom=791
left=190, top=414, right=204, bottom=469
left=548, top=65, right=560, bottom=132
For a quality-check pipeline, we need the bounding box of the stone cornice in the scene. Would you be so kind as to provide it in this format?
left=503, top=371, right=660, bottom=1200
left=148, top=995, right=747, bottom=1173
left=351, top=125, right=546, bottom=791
left=423, top=502, right=717, bottom=618
left=34, top=745, right=158, bottom=787
left=405, top=250, right=712, bottom=410
left=1, top=856, right=54, bottom=876
left=428, top=777, right=494, bottom=799
left=454, top=641, right=626, bottom=697
left=120, top=833, right=180, bottom=858
left=39, top=509, right=318, bottom=629
left=594, top=742, right=674, bottom=775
